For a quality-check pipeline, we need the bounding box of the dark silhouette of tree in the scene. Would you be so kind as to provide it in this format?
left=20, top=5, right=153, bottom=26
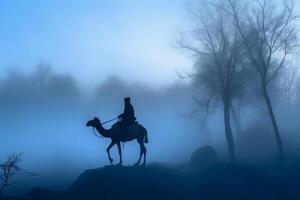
left=0, top=153, right=37, bottom=197
left=231, top=103, right=244, bottom=134
left=224, top=0, right=299, bottom=160
left=178, top=1, right=247, bottom=162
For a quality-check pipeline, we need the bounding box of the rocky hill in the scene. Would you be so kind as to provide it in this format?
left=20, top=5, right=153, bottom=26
left=4, top=146, right=300, bottom=200
left=5, top=162, right=297, bottom=200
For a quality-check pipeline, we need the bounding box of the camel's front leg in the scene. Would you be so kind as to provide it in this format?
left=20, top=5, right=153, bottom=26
left=117, top=142, right=122, bottom=166
left=106, top=141, right=115, bottom=164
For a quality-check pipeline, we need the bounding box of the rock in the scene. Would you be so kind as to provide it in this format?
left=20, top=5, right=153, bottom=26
left=190, top=145, right=218, bottom=169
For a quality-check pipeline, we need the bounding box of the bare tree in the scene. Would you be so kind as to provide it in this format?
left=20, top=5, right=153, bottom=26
left=224, top=0, right=299, bottom=160
left=231, top=102, right=243, bottom=134
left=0, top=153, right=37, bottom=197
left=178, top=1, right=247, bottom=162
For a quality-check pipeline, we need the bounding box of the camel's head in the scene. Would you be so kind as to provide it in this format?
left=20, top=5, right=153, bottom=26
left=86, top=117, right=101, bottom=127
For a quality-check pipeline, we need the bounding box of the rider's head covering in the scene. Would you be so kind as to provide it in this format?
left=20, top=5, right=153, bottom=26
left=124, top=97, right=131, bottom=103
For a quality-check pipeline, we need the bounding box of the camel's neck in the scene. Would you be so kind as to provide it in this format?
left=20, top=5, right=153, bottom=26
left=94, top=122, right=110, bottom=138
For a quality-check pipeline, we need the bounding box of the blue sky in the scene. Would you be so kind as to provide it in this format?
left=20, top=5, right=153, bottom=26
left=0, top=0, right=193, bottom=88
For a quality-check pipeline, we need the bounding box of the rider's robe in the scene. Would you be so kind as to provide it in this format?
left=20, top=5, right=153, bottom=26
left=118, top=102, right=135, bottom=126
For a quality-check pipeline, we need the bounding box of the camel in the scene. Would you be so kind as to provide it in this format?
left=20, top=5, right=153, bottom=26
left=86, top=117, right=148, bottom=166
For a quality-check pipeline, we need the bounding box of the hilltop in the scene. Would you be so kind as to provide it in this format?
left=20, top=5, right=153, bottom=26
left=5, top=161, right=299, bottom=200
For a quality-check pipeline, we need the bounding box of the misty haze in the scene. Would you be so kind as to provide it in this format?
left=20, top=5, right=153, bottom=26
left=1, top=0, right=300, bottom=200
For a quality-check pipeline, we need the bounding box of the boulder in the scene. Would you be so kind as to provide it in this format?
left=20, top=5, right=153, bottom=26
left=190, top=145, right=218, bottom=169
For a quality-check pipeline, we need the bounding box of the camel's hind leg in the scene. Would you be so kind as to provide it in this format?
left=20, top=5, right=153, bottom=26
left=135, top=140, right=146, bottom=166
left=106, top=141, right=115, bottom=164
left=141, top=143, right=146, bottom=166
left=134, top=140, right=143, bottom=166
left=117, top=142, right=122, bottom=165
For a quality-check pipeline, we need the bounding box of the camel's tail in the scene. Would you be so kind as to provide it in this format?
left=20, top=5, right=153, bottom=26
left=144, top=130, right=148, bottom=143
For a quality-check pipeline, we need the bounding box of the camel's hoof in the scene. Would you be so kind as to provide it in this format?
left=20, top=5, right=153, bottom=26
left=134, top=163, right=140, bottom=166
left=116, top=163, right=123, bottom=166
left=109, top=159, right=113, bottom=164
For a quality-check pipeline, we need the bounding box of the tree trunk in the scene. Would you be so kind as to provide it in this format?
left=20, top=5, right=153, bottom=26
left=231, top=105, right=243, bottom=135
left=0, top=183, right=6, bottom=197
left=224, top=98, right=235, bottom=163
left=262, top=86, right=284, bottom=160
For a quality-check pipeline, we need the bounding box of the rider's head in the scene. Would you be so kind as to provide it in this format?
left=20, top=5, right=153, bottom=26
left=124, top=97, right=131, bottom=104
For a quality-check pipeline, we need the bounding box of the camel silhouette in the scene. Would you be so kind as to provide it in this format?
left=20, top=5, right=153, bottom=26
left=86, top=117, right=148, bottom=166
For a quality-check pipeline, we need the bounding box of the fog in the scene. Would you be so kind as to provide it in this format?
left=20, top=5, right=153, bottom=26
left=0, top=66, right=207, bottom=194
left=1, top=64, right=300, bottom=195
left=1, top=0, right=300, bottom=198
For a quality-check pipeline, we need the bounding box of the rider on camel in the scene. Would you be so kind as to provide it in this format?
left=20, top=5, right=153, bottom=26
left=118, top=97, right=136, bottom=127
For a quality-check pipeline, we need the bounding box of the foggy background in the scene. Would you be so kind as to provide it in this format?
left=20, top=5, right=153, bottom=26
left=0, top=0, right=300, bottom=196
left=1, top=64, right=300, bottom=196
left=0, top=66, right=208, bottom=195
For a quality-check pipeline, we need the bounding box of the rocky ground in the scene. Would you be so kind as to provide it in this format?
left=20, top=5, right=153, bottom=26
left=3, top=146, right=300, bottom=200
